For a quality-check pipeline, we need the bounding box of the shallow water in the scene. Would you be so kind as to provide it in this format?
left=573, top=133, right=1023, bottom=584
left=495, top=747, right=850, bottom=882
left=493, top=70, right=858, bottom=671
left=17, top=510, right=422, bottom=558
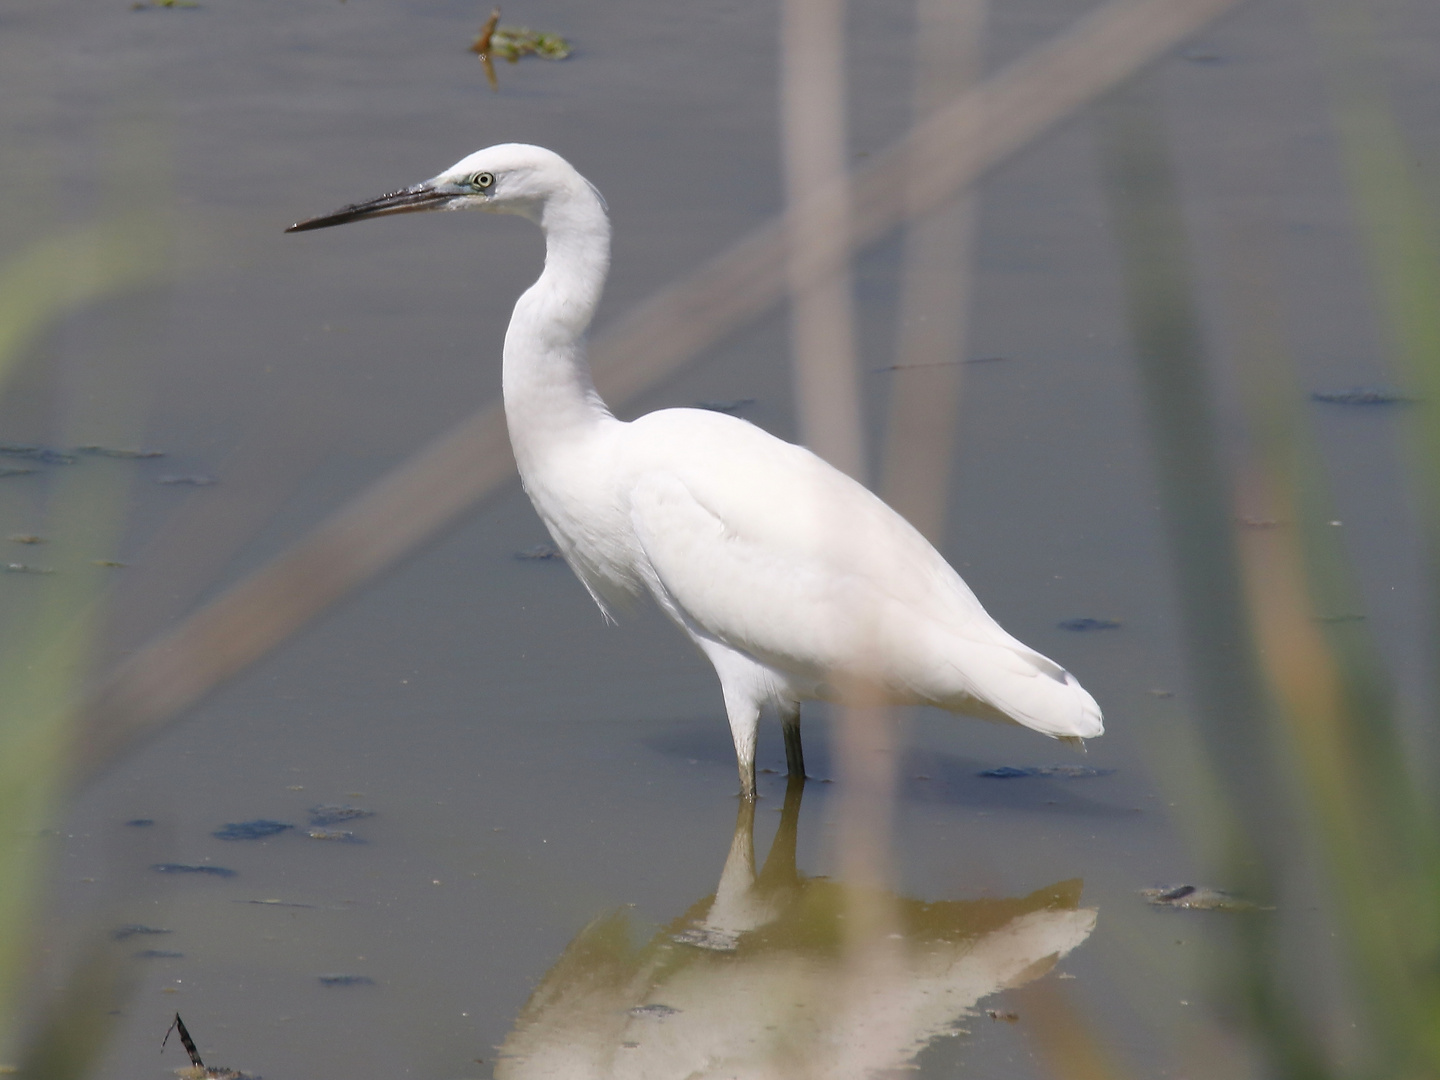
left=4, top=0, right=1438, bottom=1076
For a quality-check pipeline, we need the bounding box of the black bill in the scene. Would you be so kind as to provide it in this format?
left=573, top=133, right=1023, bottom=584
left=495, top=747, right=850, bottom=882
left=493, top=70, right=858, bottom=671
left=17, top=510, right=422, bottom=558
left=285, top=184, right=452, bottom=233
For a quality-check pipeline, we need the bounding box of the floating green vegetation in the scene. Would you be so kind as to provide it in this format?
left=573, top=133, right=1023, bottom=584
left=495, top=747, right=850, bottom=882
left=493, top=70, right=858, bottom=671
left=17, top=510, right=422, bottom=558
left=471, top=9, right=571, bottom=61
left=470, top=8, right=570, bottom=90
left=487, top=25, right=570, bottom=61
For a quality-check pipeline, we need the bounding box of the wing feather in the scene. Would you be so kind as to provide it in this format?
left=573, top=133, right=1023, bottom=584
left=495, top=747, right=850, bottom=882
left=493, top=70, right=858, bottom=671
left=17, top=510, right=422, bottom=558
left=622, top=410, right=1101, bottom=738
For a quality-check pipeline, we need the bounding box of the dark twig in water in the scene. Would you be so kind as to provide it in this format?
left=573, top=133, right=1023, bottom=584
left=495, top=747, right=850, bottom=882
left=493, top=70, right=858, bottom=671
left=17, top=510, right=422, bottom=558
left=162, top=1014, right=255, bottom=1080
left=163, top=1013, right=204, bottom=1069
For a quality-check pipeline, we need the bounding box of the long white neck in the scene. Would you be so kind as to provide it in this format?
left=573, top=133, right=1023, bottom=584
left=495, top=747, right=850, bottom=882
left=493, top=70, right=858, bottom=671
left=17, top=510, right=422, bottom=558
left=502, top=183, right=615, bottom=473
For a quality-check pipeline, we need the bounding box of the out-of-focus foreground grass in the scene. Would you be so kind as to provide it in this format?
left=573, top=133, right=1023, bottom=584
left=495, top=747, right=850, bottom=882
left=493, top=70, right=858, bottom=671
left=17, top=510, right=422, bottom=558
left=0, top=203, right=168, bottom=1073
left=1098, top=0, right=1440, bottom=1073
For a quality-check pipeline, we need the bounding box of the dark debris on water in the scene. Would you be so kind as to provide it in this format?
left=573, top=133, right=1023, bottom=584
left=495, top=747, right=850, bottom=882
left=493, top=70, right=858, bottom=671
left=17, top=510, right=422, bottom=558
left=978, top=765, right=1115, bottom=779
left=152, top=863, right=237, bottom=877
left=1057, top=617, right=1122, bottom=632
left=308, top=804, right=374, bottom=826
left=76, top=445, right=166, bottom=458
left=627, top=1004, right=681, bottom=1019
left=0, top=443, right=76, bottom=464
left=318, top=974, right=375, bottom=987
left=212, top=820, right=294, bottom=841
left=1141, top=884, right=1268, bottom=911
left=112, top=924, right=172, bottom=941
left=157, top=474, right=218, bottom=486
left=1311, top=386, right=1413, bottom=405
left=307, top=828, right=364, bottom=843
left=513, top=544, right=561, bottom=561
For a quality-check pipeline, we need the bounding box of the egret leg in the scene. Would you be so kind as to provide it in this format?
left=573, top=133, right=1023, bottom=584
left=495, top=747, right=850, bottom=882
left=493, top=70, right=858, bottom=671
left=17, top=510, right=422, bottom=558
left=726, top=699, right=760, bottom=801
left=780, top=701, right=806, bottom=780
left=693, top=638, right=765, bottom=800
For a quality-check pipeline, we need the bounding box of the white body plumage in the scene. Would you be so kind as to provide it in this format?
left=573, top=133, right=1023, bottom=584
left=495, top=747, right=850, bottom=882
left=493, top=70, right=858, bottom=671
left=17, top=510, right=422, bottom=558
left=289, top=143, right=1103, bottom=799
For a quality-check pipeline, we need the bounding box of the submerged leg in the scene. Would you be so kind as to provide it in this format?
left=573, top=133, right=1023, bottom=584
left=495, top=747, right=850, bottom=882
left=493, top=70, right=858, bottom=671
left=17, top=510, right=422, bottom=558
left=780, top=701, right=806, bottom=780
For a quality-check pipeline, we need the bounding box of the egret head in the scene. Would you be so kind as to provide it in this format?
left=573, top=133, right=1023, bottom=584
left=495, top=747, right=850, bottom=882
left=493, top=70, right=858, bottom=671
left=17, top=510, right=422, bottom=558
left=286, top=143, right=600, bottom=233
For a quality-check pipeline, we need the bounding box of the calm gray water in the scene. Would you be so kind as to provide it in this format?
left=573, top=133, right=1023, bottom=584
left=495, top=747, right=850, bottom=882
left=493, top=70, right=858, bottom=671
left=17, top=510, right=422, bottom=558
left=3, top=0, right=1437, bottom=1076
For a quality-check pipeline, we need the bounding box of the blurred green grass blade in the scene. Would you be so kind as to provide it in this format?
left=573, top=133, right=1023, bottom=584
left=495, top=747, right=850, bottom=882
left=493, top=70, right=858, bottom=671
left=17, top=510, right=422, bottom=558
left=0, top=218, right=166, bottom=397
left=0, top=214, right=168, bottom=1060
left=13, top=941, right=130, bottom=1080
left=1304, top=0, right=1440, bottom=1071
left=1095, top=77, right=1283, bottom=869
left=1095, top=75, right=1332, bottom=1079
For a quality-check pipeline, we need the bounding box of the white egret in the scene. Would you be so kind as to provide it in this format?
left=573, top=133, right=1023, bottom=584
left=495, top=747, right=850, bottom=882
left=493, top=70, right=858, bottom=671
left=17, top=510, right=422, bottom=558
left=288, top=144, right=1102, bottom=799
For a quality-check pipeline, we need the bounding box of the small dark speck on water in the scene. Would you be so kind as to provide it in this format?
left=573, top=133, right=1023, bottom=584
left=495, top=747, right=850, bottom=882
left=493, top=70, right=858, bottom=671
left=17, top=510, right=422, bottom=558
left=1180, top=48, right=1227, bottom=64
left=986, top=1010, right=1020, bottom=1022
left=0, top=466, right=37, bottom=478
left=125, top=818, right=155, bottom=827
left=694, top=398, right=756, bottom=415
left=318, top=974, right=374, bottom=987
left=7, top=534, right=44, bottom=544
left=112, top=924, right=172, bottom=941
left=309, top=805, right=374, bottom=826
left=514, top=544, right=561, bottom=561
left=135, top=949, right=185, bottom=959
left=152, top=863, right=237, bottom=877
left=157, top=474, right=218, bottom=486
left=1058, top=617, right=1121, bottom=632
left=212, top=820, right=293, bottom=841
left=1311, top=386, right=1413, bottom=405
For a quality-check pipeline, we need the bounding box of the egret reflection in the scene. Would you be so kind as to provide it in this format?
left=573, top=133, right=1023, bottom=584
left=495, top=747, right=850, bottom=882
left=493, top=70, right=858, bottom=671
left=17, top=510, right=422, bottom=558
left=495, top=780, right=1096, bottom=1078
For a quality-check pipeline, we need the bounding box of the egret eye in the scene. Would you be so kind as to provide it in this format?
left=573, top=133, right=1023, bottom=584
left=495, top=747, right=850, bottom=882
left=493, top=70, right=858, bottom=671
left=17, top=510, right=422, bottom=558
left=471, top=171, right=495, bottom=191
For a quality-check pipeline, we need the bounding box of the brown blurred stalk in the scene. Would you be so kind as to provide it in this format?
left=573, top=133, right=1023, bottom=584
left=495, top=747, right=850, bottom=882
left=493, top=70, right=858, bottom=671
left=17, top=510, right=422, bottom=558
left=879, top=0, right=985, bottom=543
